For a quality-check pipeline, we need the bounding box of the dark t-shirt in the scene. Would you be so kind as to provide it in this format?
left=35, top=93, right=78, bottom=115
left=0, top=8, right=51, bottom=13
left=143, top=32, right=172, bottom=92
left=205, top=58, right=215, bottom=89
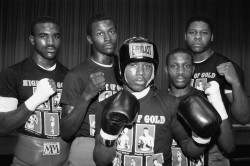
left=95, top=89, right=192, bottom=166
left=60, top=58, right=122, bottom=138
left=0, top=57, right=69, bottom=139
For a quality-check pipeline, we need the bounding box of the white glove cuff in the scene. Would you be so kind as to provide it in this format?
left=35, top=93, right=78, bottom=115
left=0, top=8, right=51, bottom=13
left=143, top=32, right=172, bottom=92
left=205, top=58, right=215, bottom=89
left=206, top=81, right=228, bottom=120
left=192, top=132, right=211, bottom=144
left=100, top=129, right=119, bottom=141
left=25, top=95, right=41, bottom=111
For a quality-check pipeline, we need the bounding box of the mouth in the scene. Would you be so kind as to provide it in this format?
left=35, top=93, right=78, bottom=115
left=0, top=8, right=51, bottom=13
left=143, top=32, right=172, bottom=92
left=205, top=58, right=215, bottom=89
left=105, top=43, right=114, bottom=48
left=135, top=79, right=145, bottom=85
left=46, top=47, right=56, bottom=53
left=175, top=76, right=186, bottom=82
left=192, top=43, right=203, bottom=46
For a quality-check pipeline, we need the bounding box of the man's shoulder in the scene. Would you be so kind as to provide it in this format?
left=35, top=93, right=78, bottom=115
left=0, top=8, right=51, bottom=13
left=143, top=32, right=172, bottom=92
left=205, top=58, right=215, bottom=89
left=56, top=61, right=69, bottom=73
left=0, top=58, right=30, bottom=77
left=211, top=52, right=230, bottom=63
left=70, top=59, right=96, bottom=73
left=10, top=58, right=30, bottom=70
left=156, top=89, right=177, bottom=102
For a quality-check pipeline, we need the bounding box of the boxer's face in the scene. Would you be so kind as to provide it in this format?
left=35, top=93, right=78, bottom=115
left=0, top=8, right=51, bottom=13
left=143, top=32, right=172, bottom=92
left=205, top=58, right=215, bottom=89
left=185, top=21, right=213, bottom=54
left=124, top=61, right=153, bottom=92
left=87, top=20, right=117, bottom=56
left=30, top=22, right=60, bottom=60
left=167, top=52, right=194, bottom=89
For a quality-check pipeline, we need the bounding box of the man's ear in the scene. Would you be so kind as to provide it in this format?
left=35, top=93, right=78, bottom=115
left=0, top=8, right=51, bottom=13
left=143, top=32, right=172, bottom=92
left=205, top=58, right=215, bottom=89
left=184, top=33, right=187, bottom=41
left=164, top=66, right=168, bottom=74
left=192, top=65, right=195, bottom=74
left=87, top=35, right=93, bottom=44
left=211, top=33, right=214, bottom=42
left=29, top=35, right=35, bottom=45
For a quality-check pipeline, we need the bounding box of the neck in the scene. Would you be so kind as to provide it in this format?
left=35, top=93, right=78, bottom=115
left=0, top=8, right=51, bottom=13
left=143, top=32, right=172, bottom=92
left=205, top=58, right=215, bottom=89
left=169, top=85, right=192, bottom=97
left=32, top=54, right=56, bottom=69
left=91, top=52, right=113, bottom=65
left=193, top=48, right=214, bottom=63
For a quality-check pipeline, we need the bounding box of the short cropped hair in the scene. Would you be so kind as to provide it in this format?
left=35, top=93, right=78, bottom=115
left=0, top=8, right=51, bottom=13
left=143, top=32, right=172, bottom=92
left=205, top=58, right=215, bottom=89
left=185, top=16, right=214, bottom=34
left=166, top=48, right=194, bottom=65
left=30, top=16, right=59, bottom=36
left=87, top=13, right=117, bottom=36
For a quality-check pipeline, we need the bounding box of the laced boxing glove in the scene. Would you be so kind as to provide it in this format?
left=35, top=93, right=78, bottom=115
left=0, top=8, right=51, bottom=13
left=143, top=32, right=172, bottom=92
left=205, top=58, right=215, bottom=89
left=205, top=81, right=228, bottom=121
left=25, top=78, right=56, bottom=111
left=100, top=89, right=140, bottom=147
left=178, top=93, right=222, bottom=144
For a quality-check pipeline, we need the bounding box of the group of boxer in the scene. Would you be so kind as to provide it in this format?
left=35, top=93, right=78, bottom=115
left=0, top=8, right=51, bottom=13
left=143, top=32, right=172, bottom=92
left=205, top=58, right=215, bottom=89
left=0, top=13, right=249, bottom=166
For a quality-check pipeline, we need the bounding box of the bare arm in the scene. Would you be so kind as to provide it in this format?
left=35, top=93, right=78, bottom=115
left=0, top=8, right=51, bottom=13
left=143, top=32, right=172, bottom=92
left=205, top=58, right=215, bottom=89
left=226, top=87, right=250, bottom=125
left=60, top=72, right=106, bottom=141
left=0, top=78, right=56, bottom=135
left=60, top=92, right=93, bottom=141
left=216, top=119, right=235, bottom=154
left=217, top=62, right=250, bottom=125
left=0, top=98, right=32, bottom=135
left=204, top=81, right=235, bottom=153
left=178, top=137, right=206, bottom=158
left=93, top=134, right=116, bottom=166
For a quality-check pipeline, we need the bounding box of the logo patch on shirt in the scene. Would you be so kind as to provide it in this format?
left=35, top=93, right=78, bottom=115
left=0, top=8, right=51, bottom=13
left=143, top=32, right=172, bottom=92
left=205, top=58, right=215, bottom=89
left=43, top=142, right=60, bottom=155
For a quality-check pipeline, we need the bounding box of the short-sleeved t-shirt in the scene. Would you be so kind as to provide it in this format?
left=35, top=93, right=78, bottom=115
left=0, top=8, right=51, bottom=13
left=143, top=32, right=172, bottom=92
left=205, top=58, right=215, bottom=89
left=0, top=57, right=69, bottom=139
left=60, top=58, right=122, bottom=138
left=95, top=89, right=191, bottom=166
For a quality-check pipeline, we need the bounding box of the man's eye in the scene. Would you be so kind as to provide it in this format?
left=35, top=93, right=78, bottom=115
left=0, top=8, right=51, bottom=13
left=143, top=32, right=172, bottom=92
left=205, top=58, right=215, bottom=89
left=110, top=30, right=116, bottom=34
left=54, top=35, right=61, bottom=39
left=145, top=64, right=152, bottom=68
left=202, top=32, right=208, bottom=35
left=39, top=35, right=46, bottom=38
left=129, top=63, right=137, bottom=67
left=188, top=31, right=194, bottom=34
left=97, top=32, right=103, bottom=36
left=170, top=64, right=177, bottom=68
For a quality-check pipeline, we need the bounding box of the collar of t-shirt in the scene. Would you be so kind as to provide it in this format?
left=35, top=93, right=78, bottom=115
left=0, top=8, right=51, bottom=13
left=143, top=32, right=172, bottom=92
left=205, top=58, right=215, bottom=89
left=91, top=58, right=113, bottom=67
left=132, top=87, right=150, bottom=99
left=37, top=63, right=57, bottom=71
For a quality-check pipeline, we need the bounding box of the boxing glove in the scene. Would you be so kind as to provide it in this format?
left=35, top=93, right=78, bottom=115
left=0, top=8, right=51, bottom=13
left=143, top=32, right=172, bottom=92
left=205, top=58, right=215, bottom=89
left=178, top=94, right=222, bottom=141
left=100, top=89, right=140, bottom=147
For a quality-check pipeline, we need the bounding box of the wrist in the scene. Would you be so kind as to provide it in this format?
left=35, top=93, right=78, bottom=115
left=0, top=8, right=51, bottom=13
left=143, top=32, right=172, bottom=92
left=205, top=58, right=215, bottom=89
left=100, top=129, right=118, bottom=147
left=82, top=91, right=95, bottom=101
left=192, top=132, right=211, bottom=144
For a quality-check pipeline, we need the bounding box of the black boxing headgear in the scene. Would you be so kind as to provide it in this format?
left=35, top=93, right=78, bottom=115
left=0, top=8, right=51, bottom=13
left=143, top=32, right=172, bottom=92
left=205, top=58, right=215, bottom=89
left=118, top=37, right=159, bottom=86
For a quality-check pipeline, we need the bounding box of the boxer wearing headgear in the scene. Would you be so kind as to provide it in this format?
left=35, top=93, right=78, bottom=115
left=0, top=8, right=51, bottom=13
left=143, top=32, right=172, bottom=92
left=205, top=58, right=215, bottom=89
left=94, top=37, right=219, bottom=166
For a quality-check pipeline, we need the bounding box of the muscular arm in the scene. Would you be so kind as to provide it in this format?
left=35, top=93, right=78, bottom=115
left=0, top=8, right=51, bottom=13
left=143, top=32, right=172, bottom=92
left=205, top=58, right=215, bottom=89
left=93, top=134, right=116, bottom=166
left=60, top=71, right=106, bottom=141
left=226, top=86, right=250, bottom=125
left=172, top=117, right=206, bottom=158
left=178, top=136, right=206, bottom=158
left=0, top=79, right=55, bottom=136
left=217, top=62, right=250, bottom=125
left=0, top=97, right=33, bottom=136
left=60, top=92, right=92, bottom=142
left=216, top=119, right=235, bottom=154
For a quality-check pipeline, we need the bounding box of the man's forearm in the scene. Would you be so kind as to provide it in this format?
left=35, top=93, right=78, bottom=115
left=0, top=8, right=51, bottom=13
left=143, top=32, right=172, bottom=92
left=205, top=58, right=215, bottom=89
left=0, top=104, right=32, bottom=136
left=60, top=93, right=92, bottom=141
left=216, top=119, right=235, bottom=154
left=93, top=134, right=116, bottom=166
left=231, top=84, right=250, bottom=125
left=180, top=138, right=206, bottom=158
